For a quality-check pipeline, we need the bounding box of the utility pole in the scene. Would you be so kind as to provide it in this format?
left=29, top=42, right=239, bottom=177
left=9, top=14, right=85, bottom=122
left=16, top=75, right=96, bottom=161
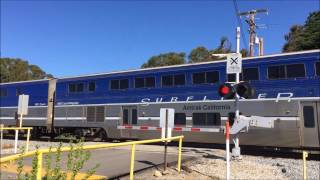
left=238, top=9, right=267, bottom=57
left=259, top=37, right=264, bottom=56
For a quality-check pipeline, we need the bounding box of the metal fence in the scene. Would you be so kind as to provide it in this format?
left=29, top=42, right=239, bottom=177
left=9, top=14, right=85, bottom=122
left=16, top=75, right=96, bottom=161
left=0, top=135, right=184, bottom=180
left=0, top=126, right=33, bottom=153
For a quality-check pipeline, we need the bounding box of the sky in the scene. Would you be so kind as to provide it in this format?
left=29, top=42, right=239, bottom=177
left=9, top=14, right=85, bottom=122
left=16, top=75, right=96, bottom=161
left=1, top=0, right=319, bottom=77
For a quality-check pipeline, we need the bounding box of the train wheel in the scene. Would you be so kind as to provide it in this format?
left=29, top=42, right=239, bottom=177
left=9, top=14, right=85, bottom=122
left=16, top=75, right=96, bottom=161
left=97, top=129, right=108, bottom=142
left=31, top=127, right=40, bottom=139
left=74, top=129, right=85, bottom=140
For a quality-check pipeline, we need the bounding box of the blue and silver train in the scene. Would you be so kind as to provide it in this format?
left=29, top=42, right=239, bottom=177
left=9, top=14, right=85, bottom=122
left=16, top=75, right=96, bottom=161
left=1, top=49, right=319, bottom=150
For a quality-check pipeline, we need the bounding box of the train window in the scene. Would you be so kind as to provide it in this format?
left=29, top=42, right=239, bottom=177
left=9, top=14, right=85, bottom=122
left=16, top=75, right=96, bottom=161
left=162, top=75, right=173, bottom=87
left=0, top=88, right=8, bottom=97
left=174, top=74, right=185, bottom=86
left=135, top=77, right=155, bottom=88
left=110, top=80, right=119, bottom=90
left=135, top=78, right=144, bottom=88
left=123, top=109, right=129, bottom=124
left=268, top=65, right=285, bottom=79
left=88, top=82, right=96, bottom=92
left=207, top=113, right=221, bottom=126
left=315, top=62, right=320, bottom=76
left=286, top=64, right=305, bottom=78
left=193, top=73, right=205, bottom=84
left=174, top=113, right=186, bottom=125
left=193, top=71, right=219, bottom=84
left=145, top=77, right=155, bottom=88
left=132, top=109, right=137, bottom=124
left=120, top=79, right=129, bottom=89
left=227, top=73, right=243, bottom=82
left=77, top=83, right=84, bottom=92
left=206, top=71, right=219, bottom=83
left=243, top=68, right=259, bottom=81
left=227, top=74, right=236, bottom=82
left=69, top=83, right=84, bottom=93
left=303, top=106, right=315, bottom=128
left=192, top=113, right=206, bottom=125
left=192, top=113, right=221, bottom=126
left=69, top=84, right=76, bottom=92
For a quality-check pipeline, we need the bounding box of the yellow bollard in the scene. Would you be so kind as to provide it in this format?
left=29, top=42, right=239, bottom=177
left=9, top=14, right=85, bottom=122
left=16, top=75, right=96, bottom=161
left=303, top=151, right=308, bottom=180
left=177, top=137, right=182, bottom=173
left=130, top=144, right=136, bottom=180
left=36, top=151, right=43, bottom=180
left=26, top=129, right=30, bottom=152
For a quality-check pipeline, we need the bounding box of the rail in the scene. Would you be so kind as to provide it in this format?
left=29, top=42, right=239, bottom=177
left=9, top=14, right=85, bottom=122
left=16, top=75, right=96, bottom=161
left=0, top=126, right=33, bottom=152
left=0, top=135, right=184, bottom=180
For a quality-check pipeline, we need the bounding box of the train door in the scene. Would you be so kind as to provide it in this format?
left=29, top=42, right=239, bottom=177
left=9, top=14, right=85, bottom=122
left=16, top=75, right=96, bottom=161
left=300, top=102, right=320, bottom=148
left=122, top=106, right=137, bottom=125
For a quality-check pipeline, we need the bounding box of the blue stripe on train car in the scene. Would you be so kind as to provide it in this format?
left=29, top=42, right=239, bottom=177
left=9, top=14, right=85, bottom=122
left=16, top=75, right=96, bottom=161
left=0, top=50, right=319, bottom=107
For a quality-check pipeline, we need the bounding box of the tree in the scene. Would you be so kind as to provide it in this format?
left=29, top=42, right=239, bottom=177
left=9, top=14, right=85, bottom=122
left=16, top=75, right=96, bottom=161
left=0, top=58, right=53, bottom=83
left=141, top=52, right=186, bottom=68
left=189, top=37, right=233, bottom=63
left=188, top=46, right=212, bottom=63
left=283, top=11, right=320, bottom=52
left=141, top=37, right=236, bottom=67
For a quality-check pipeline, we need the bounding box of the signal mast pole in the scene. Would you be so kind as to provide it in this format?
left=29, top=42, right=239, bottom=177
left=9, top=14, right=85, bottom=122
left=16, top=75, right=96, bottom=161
left=238, top=9, right=267, bottom=57
left=233, top=27, right=241, bottom=159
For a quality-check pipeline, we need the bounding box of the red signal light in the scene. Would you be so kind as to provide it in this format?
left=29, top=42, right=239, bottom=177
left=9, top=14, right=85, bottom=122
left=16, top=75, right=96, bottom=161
left=218, top=83, right=235, bottom=99
left=220, top=86, right=230, bottom=95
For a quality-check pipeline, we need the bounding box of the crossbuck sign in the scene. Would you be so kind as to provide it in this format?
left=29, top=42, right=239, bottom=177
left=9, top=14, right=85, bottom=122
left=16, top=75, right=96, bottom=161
left=227, top=53, right=242, bottom=74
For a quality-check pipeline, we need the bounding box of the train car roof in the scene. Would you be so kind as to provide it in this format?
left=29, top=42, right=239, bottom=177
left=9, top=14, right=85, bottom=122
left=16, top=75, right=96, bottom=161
left=1, top=49, right=319, bottom=85
left=0, top=78, right=49, bottom=86
left=57, top=49, right=320, bottom=80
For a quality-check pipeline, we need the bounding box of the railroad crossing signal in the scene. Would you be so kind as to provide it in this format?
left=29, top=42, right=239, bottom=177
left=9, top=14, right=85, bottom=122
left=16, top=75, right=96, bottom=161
left=227, top=53, right=242, bottom=74
left=218, top=82, right=255, bottom=99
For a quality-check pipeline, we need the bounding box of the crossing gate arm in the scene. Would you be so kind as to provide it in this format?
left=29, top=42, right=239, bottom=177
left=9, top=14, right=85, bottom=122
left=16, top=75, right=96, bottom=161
left=230, top=115, right=275, bottom=134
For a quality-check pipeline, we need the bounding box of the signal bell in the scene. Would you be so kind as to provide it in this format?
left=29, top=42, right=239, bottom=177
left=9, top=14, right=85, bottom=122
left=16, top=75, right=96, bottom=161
left=218, top=82, right=255, bottom=99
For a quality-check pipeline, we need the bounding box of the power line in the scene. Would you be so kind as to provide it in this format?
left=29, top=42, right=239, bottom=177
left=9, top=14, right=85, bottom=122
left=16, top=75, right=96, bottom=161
left=232, top=0, right=248, bottom=50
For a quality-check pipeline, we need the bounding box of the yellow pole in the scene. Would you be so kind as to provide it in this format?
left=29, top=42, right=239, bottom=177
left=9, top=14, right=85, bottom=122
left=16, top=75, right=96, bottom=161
left=26, top=129, right=30, bottom=152
left=36, top=151, right=43, bottom=180
left=177, top=136, right=182, bottom=173
left=303, top=151, right=308, bottom=180
left=130, top=144, right=136, bottom=180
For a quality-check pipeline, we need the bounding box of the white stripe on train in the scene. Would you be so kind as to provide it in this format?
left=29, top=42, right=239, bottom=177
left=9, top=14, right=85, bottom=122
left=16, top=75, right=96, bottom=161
left=117, top=125, right=220, bottom=132
left=0, top=116, right=298, bottom=121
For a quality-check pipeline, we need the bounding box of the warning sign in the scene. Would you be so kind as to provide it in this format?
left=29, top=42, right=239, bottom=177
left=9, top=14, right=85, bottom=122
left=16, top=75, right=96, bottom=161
left=227, top=53, right=242, bottom=74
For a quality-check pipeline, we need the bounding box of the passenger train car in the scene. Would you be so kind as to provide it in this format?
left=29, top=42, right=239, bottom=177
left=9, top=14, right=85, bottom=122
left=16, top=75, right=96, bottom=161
left=0, top=50, right=319, bottom=151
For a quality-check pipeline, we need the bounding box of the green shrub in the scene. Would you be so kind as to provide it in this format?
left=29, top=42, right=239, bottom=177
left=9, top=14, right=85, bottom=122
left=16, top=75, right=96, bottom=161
left=16, top=140, right=101, bottom=180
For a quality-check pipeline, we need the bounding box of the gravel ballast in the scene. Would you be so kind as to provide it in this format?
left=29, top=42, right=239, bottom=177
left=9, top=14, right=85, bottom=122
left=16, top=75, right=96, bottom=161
left=129, top=147, right=320, bottom=180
